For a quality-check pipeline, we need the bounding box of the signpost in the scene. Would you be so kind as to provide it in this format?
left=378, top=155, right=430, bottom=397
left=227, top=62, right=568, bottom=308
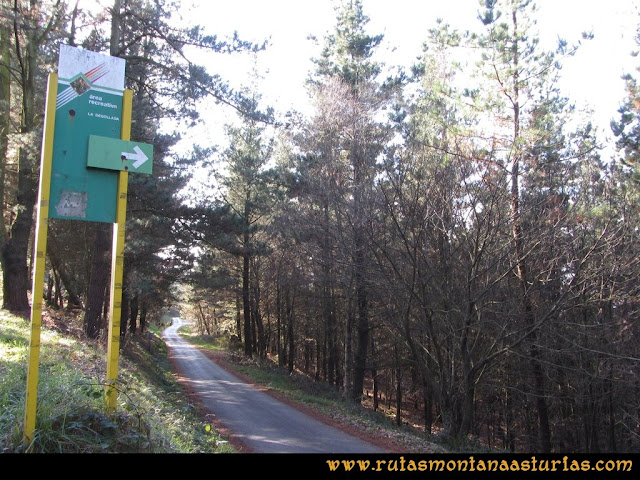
left=50, top=45, right=127, bottom=223
left=87, top=135, right=153, bottom=174
left=24, top=45, right=153, bottom=445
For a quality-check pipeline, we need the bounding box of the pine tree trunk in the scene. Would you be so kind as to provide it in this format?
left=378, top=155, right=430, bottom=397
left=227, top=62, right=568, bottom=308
left=2, top=146, right=37, bottom=313
left=0, top=20, right=9, bottom=254
left=251, top=260, right=265, bottom=357
left=2, top=10, right=38, bottom=313
left=139, top=303, right=147, bottom=332
left=423, top=376, right=432, bottom=435
left=343, top=291, right=353, bottom=398
left=286, top=286, right=294, bottom=373
left=371, top=335, right=378, bottom=410
left=351, top=141, right=369, bottom=404
left=395, top=347, right=402, bottom=426
left=352, top=244, right=368, bottom=404
left=322, top=201, right=338, bottom=386
left=276, top=271, right=283, bottom=367
left=509, top=9, right=551, bottom=452
left=83, top=224, right=111, bottom=337
left=129, top=293, right=138, bottom=334
left=242, top=252, right=252, bottom=357
left=235, top=293, right=242, bottom=342
left=47, top=244, right=82, bottom=308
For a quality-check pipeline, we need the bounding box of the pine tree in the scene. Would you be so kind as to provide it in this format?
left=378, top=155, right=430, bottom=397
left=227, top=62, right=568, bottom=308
left=1, top=0, right=67, bottom=312
left=471, top=0, right=604, bottom=452
left=307, top=0, right=392, bottom=403
left=202, top=89, right=275, bottom=358
left=611, top=19, right=640, bottom=187
left=0, top=6, right=10, bottom=254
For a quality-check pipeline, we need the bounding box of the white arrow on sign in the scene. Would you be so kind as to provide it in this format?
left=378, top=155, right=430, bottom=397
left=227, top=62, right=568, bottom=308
left=121, top=145, right=149, bottom=169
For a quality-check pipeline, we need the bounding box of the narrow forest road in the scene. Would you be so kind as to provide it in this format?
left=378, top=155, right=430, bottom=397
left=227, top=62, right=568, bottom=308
left=163, top=317, right=387, bottom=453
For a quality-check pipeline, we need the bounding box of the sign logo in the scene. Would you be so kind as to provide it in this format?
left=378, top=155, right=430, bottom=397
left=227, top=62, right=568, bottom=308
left=57, top=62, right=111, bottom=108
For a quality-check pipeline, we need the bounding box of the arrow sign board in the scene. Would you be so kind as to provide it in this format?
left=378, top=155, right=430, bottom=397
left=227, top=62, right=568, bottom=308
left=87, top=135, right=153, bottom=174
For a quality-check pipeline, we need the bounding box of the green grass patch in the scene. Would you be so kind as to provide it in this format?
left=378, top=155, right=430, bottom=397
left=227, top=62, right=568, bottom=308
left=0, top=310, right=234, bottom=453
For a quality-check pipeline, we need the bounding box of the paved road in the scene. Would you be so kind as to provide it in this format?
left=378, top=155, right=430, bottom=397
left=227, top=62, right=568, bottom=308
left=163, top=317, right=386, bottom=453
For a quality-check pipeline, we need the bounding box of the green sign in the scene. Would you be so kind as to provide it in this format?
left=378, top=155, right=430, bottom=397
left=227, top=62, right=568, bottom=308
left=49, top=46, right=126, bottom=223
left=87, top=135, right=153, bottom=174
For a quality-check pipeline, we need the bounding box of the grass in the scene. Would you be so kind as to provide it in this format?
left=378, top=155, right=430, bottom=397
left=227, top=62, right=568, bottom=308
left=0, top=309, right=234, bottom=453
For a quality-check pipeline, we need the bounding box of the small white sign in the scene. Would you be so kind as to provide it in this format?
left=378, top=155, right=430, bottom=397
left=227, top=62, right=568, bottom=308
left=57, top=45, right=125, bottom=91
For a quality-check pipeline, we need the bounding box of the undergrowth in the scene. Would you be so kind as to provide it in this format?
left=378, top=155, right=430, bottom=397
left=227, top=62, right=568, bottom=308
left=0, top=309, right=233, bottom=453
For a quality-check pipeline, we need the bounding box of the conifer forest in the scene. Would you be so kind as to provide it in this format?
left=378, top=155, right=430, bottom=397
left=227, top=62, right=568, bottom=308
left=1, top=0, right=639, bottom=453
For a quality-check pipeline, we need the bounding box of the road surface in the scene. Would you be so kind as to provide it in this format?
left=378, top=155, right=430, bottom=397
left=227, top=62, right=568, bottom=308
left=163, top=317, right=386, bottom=453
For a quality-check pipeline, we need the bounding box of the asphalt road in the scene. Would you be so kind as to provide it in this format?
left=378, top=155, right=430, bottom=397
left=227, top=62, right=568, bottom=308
left=163, top=317, right=386, bottom=453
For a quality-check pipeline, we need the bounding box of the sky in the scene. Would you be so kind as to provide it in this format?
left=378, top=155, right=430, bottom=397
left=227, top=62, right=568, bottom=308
left=176, top=0, right=639, bottom=152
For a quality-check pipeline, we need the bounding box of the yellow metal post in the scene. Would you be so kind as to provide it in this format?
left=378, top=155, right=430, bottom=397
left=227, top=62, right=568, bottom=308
left=105, top=89, right=132, bottom=411
left=24, top=73, right=58, bottom=445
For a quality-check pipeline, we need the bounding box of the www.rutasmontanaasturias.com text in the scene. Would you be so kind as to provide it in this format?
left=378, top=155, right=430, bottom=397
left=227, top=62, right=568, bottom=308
left=325, top=455, right=633, bottom=473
